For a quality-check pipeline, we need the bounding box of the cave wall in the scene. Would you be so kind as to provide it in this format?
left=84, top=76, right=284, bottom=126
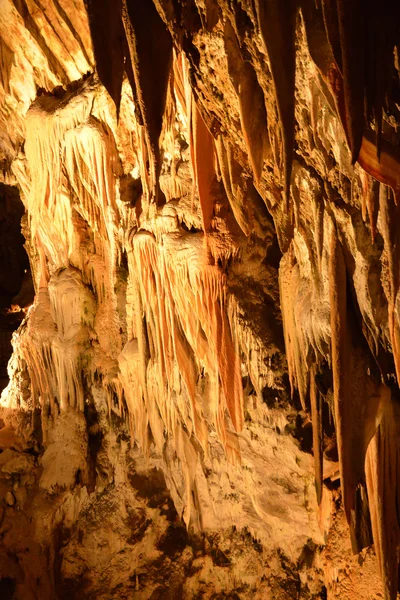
left=0, top=0, right=400, bottom=598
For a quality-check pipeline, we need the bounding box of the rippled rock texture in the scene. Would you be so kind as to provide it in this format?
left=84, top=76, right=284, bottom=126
left=0, top=1, right=400, bottom=598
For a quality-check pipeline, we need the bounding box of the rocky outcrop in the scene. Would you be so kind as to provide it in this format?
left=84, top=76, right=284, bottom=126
left=0, top=0, right=400, bottom=598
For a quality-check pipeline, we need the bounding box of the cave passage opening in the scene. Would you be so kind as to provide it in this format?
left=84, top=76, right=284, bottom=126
left=0, top=184, right=34, bottom=393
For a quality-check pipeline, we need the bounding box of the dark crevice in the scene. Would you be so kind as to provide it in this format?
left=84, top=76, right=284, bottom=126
left=0, top=185, right=34, bottom=394
left=0, top=577, right=16, bottom=600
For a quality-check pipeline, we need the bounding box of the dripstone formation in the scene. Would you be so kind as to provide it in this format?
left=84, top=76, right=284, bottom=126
left=0, top=1, right=400, bottom=598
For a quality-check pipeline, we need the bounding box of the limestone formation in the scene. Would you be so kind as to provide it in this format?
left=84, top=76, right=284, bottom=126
left=0, top=1, right=400, bottom=598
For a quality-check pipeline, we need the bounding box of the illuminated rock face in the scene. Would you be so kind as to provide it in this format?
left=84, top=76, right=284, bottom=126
left=0, top=1, right=400, bottom=598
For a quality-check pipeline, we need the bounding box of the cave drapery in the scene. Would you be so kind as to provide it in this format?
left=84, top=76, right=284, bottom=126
left=1, top=0, right=400, bottom=598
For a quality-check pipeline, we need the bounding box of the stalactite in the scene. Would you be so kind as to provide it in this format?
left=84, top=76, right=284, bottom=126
left=215, top=296, right=243, bottom=433
left=124, top=230, right=243, bottom=464
left=323, top=59, right=400, bottom=375
left=170, top=49, right=199, bottom=209
left=321, top=0, right=342, bottom=73
left=10, top=77, right=126, bottom=432
left=6, top=1, right=400, bottom=594
left=228, top=297, right=278, bottom=399
left=172, top=50, right=187, bottom=120
left=255, top=0, right=296, bottom=207
left=365, top=396, right=400, bottom=600
left=335, top=0, right=365, bottom=164
left=305, top=3, right=400, bottom=196
left=19, top=289, right=56, bottom=411
left=310, top=364, right=323, bottom=504
left=23, top=81, right=119, bottom=262
left=314, top=193, right=324, bottom=274
left=65, top=119, right=119, bottom=239
left=365, top=2, right=400, bottom=158
left=192, top=101, right=216, bottom=232
left=0, top=37, right=13, bottom=97
left=328, top=222, right=390, bottom=552
left=13, top=266, right=98, bottom=420
left=224, top=18, right=270, bottom=184
left=365, top=177, right=379, bottom=243
left=358, top=135, right=400, bottom=203
left=84, top=0, right=126, bottom=113
left=378, top=184, right=400, bottom=384
left=122, top=0, right=172, bottom=205
left=328, top=223, right=351, bottom=520
left=214, top=135, right=251, bottom=236
left=279, top=248, right=308, bottom=408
